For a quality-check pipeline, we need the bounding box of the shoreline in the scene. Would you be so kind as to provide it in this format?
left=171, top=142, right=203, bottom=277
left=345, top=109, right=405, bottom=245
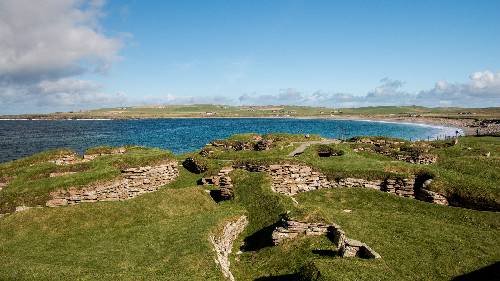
left=0, top=114, right=498, bottom=136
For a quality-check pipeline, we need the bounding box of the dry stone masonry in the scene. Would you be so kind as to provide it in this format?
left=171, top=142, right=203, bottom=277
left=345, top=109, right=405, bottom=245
left=201, top=167, right=235, bottom=200
left=201, top=163, right=448, bottom=206
left=415, top=179, right=448, bottom=205
left=46, top=162, right=178, bottom=207
left=272, top=219, right=381, bottom=259
left=268, top=164, right=332, bottom=195
left=210, top=216, right=248, bottom=281
left=234, top=163, right=448, bottom=206
left=352, top=137, right=439, bottom=165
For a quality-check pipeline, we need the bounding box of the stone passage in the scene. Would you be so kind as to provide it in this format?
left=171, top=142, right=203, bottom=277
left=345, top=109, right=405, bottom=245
left=201, top=167, right=235, bottom=200
left=210, top=216, right=248, bottom=281
left=272, top=219, right=381, bottom=259
left=46, top=162, right=178, bottom=207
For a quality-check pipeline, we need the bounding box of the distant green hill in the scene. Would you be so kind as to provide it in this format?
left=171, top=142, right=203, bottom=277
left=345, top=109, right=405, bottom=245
left=2, top=104, right=500, bottom=119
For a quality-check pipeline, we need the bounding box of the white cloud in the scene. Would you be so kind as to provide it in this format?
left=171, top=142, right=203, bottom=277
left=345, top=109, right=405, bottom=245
left=235, top=72, right=500, bottom=108
left=239, top=88, right=307, bottom=105
left=0, top=0, right=125, bottom=113
left=0, top=0, right=122, bottom=82
left=416, top=70, right=500, bottom=107
left=0, top=78, right=127, bottom=113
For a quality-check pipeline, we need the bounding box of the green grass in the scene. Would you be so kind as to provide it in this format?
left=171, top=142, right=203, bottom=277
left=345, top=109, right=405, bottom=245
left=0, top=187, right=242, bottom=281
left=0, top=147, right=174, bottom=213
left=6, top=105, right=498, bottom=119
left=296, top=188, right=500, bottom=280
left=0, top=134, right=499, bottom=280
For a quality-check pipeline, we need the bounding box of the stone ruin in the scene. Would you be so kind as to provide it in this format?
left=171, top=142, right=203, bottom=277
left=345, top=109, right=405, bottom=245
left=200, top=166, right=235, bottom=200
left=49, top=147, right=127, bottom=165
left=210, top=216, right=248, bottom=281
left=351, top=138, right=438, bottom=165
left=203, top=163, right=448, bottom=206
left=200, top=136, right=274, bottom=154
left=49, top=153, right=85, bottom=165
left=268, top=164, right=332, bottom=195
left=415, top=179, right=448, bottom=205
left=82, top=147, right=126, bottom=160
left=182, top=157, right=208, bottom=174
left=46, top=161, right=179, bottom=207
left=272, top=218, right=381, bottom=259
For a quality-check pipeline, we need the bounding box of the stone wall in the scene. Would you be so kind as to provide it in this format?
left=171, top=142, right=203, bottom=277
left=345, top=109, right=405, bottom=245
left=414, top=179, right=448, bottom=205
left=272, top=219, right=381, bottom=259
left=203, top=163, right=448, bottom=206
left=46, top=162, right=178, bottom=207
left=268, top=164, right=333, bottom=195
left=210, top=216, right=248, bottom=281
left=382, top=177, right=416, bottom=198
left=201, top=167, right=234, bottom=200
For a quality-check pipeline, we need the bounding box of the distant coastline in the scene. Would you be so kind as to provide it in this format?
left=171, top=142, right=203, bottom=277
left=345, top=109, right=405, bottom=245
left=1, top=105, right=498, bottom=136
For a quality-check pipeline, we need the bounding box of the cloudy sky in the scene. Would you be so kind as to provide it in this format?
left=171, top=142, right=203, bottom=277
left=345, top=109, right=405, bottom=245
left=1, top=0, right=499, bottom=114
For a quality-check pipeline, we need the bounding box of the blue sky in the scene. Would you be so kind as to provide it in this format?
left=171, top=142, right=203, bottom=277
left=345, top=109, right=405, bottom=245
left=0, top=0, right=499, bottom=113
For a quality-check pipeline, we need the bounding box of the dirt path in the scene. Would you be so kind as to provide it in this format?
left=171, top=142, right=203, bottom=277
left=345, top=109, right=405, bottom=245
left=288, top=139, right=341, bottom=157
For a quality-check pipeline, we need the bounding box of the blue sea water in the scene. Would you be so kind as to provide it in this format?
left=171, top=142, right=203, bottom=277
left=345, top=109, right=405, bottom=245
left=0, top=118, right=458, bottom=163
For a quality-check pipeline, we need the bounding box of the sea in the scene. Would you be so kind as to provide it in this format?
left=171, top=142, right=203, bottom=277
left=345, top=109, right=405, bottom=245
left=0, top=118, right=460, bottom=163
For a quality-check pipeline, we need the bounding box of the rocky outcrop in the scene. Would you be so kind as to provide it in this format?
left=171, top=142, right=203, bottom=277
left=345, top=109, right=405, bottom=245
left=210, top=216, right=248, bottom=281
left=272, top=219, right=381, bottom=259
left=201, top=167, right=235, bottom=200
left=46, top=162, right=178, bottom=207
